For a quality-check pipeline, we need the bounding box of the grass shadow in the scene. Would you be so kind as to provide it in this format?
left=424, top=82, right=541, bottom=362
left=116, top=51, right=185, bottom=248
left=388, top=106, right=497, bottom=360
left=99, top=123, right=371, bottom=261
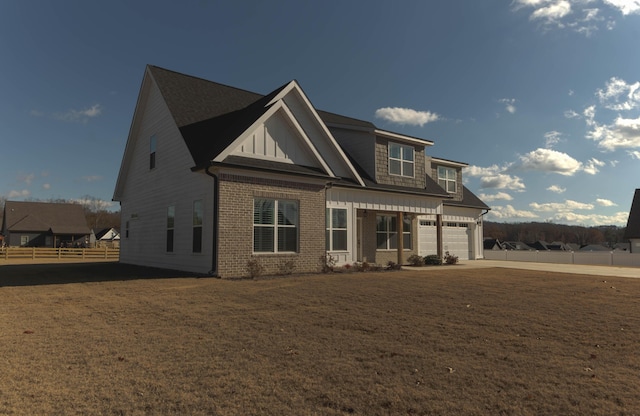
left=0, top=262, right=205, bottom=287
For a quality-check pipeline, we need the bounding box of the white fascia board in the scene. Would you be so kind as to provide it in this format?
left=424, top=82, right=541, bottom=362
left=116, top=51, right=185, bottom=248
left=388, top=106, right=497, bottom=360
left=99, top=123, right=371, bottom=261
left=271, top=81, right=366, bottom=186
left=431, top=157, right=468, bottom=168
left=374, top=129, right=434, bottom=146
left=212, top=100, right=336, bottom=177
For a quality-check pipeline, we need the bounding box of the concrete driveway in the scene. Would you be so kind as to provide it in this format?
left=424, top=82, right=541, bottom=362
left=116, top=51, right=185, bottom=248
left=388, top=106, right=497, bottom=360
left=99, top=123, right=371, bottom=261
left=447, top=259, right=640, bottom=279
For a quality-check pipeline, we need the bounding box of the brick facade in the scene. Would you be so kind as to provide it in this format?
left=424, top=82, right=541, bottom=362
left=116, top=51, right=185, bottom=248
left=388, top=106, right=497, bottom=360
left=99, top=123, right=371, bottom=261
left=217, top=173, right=326, bottom=278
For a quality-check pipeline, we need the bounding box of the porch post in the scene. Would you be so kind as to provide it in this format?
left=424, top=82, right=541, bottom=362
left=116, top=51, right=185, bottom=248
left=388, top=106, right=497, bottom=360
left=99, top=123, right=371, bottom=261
left=397, top=212, right=403, bottom=265
left=436, top=214, right=443, bottom=259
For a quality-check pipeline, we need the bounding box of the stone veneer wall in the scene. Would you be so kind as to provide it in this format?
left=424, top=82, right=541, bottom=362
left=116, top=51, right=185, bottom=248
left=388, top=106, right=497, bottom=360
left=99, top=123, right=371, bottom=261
left=217, top=173, right=326, bottom=278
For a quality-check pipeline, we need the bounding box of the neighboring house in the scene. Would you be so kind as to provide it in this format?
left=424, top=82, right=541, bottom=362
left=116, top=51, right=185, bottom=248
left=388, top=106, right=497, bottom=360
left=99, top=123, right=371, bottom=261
left=624, top=189, right=640, bottom=253
left=92, top=227, right=120, bottom=248
left=113, top=65, right=489, bottom=277
left=1, top=201, right=91, bottom=247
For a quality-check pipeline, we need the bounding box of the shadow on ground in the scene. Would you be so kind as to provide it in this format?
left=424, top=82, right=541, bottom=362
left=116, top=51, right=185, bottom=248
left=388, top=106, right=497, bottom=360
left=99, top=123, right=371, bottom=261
left=0, top=262, right=205, bottom=287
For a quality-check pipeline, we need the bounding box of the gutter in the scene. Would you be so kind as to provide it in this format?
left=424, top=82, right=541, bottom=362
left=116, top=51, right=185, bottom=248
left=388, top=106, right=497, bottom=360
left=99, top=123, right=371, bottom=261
left=204, top=167, right=220, bottom=277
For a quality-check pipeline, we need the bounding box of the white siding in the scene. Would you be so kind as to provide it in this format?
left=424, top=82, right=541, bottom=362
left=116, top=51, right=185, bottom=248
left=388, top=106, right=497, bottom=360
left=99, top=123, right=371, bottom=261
left=118, top=80, right=213, bottom=274
left=327, top=188, right=442, bottom=214
left=234, top=110, right=317, bottom=167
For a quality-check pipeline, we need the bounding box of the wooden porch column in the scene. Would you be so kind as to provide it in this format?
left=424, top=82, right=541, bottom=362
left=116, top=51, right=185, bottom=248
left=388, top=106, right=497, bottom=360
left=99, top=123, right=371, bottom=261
left=436, top=214, right=443, bottom=259
left=397, top=212, right=404, bottom=265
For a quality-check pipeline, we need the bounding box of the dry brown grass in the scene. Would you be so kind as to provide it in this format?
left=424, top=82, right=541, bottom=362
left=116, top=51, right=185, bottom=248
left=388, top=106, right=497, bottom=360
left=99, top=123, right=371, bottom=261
left=0, top=263, right=639, bottom=415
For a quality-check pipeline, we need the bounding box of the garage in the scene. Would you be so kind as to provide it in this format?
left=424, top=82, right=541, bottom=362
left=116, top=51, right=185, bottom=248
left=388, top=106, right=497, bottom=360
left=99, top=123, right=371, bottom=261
left=442, top=222, right=471, bottom=260
left=418, top=219, right=438, bottom=257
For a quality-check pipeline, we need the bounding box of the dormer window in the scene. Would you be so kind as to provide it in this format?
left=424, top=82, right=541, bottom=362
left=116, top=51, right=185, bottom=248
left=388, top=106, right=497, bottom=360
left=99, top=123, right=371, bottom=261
left=437, top=166, right=457, bottom=193
left=389, top=143, right=414, bottom=177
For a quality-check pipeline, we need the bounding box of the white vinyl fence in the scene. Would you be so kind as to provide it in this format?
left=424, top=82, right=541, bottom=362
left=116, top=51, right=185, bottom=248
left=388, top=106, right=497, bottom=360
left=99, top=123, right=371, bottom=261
left=484, top=250, right=640, bottom=267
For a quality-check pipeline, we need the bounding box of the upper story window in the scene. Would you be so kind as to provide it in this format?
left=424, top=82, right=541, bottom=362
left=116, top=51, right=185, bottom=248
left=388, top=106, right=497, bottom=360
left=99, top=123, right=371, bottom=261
left=149, top=135, right=157, bottom=170
left=388, top=143, right=414, bottom=177
left=437, top=166, right=457, bottom=193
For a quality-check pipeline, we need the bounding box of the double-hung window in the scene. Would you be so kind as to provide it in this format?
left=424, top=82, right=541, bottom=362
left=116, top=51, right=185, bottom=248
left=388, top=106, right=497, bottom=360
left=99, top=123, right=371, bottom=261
left=437, top=166, right=457, bottom=193
left=192, top=200, right=203, bottom=253
left=389, top=143, right=414, bottom=177
left=376, top=214, right=412, bottom=250
left=254, top=198, right=298, bottom=253
left=167, top=206, right=175, bottom=253
left=326, top=208, right=347, bottom=251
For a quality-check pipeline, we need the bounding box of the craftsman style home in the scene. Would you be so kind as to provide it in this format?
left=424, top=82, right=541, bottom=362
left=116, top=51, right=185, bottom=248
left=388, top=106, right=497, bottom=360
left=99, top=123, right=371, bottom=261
left=113, top=66, right=489, bottom=277
left=1, top=201, right=91, bottom=247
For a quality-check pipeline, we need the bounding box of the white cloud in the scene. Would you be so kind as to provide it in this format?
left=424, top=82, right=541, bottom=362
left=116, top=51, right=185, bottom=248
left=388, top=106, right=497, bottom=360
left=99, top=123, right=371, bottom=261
left=375, top=107, right=440, bottom=126
left=82, top=175, right=103, bottom=182
left=564, top=109, right=581, bottom=119
left=499, top=98, right=517, bottom=114
left=8, top=189, right=30, bottom=198
left=544, top=131, right=563, bottom=148
left=587, top=116, right=640, bottom=150
left=602, top=0, right=640, bottom=15
left=467, top=165, right=527, bottom=191
left=596, top=77, right=640, bottom=111
left=596, top=198, right=617, bottom=206
left=629, top=150, right=640, bottom=159
left=487, top=204, right=538, bottom=220
left=18, top=173, right=36, bottom=185
left=478, top=192, right=513, bottom=202
left=582, top=157, right=605, bottom=174
left=512, top=0, right=628, bottom=35
left=530, top=199, right=595, bottom=212
left=71, top=197, right=115, bottom=210
left=42, top=183, right=51, bottom=190
left=547, top=185, right=566, bottom=193
left=583, top=105, right=596, bottom=125
left=515, top=148, right=583, bottom=176
left=551, top=211, right=629, bottom=225
left=52, top=104, right=103, bottom=123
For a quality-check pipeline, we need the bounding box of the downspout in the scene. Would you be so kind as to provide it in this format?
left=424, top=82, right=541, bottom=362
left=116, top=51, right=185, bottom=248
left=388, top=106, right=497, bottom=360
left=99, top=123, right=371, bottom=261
left=205, top=166, right=220, bottom=277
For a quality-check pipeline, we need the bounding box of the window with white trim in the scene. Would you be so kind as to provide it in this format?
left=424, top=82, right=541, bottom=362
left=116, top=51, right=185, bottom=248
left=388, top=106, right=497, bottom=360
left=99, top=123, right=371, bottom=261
left=389, top=143, right=414, bottom=177
left=437, top=166, right=457, bottom=193
left=254, top=198, right=298, bottom=253
left=376, top=214, right=412, bottom=250
left=326, top=208, right=347, bottom=251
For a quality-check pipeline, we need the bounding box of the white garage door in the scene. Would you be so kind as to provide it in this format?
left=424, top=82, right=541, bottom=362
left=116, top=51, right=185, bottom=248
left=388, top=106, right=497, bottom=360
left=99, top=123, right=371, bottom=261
left=418, top=219, right=437, bottom=256
left=443, top=223, right=470, bottom=260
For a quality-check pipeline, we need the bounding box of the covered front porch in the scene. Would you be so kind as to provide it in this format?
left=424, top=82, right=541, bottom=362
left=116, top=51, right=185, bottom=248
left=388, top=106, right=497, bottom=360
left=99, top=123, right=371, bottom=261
left=326, top=186, right=445, bottom=266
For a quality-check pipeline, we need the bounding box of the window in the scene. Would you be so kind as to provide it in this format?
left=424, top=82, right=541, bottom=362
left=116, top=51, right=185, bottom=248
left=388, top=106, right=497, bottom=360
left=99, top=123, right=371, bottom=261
left=149, top=135, right=157, bottom=169
left=437, top=166, right=457, bottom=193
left=389, top=143, right=414, bottom=177
left=376, top=214, right=412, bottom=250
left=20, top=236, right=29, bottom=247
left=192, top=200, right=203, bottom=253
left=326, top=208, right=347, bottom=251
left=167, top=206, right=175, bottom=253
left=253, top=198, right=298, bottom=253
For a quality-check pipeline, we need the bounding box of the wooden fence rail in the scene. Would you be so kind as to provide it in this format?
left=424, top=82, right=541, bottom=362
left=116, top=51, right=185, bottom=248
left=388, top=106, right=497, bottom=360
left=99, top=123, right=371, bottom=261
left=0, top=247, right=119, bottom=261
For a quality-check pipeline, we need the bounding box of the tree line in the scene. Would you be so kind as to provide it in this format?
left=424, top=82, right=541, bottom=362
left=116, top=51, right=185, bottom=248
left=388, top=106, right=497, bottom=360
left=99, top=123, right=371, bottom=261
left=483, top=221, right=627, bottom=248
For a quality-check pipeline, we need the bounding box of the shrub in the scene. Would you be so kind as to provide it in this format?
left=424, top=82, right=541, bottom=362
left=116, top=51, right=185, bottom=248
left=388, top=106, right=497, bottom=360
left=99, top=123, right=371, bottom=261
left=407, top=254, right=425, bottom=267
left=386, top=261, right=402, bottom=270
left=424, top=254, right=442, bottom=265
left=320, top=254, right=336, bottom=273
left=444, top=251, right=459, bottom=265
left=247, top=259, right=265, bottom=278
left=279, top=260, right=296, bottom=275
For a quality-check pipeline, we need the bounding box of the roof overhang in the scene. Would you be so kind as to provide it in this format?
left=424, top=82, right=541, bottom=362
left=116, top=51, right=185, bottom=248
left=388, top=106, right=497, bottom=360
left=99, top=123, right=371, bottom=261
left=374, top=129, right=434, bottom=146
left=431, top=157, right=468, bottom=168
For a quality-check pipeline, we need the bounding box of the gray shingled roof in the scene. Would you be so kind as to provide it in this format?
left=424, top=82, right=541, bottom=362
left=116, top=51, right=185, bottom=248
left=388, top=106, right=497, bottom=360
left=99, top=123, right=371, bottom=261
left=3, top=201, right=90, bottom=235
left=624, top=189, right=640, bottom=239
left=444, top=186, right=491, bottom=210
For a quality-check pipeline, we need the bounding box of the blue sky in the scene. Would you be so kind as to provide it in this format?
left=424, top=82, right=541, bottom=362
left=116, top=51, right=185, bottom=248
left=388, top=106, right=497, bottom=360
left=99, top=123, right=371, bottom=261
left=1, top=0, right=638, bottom=226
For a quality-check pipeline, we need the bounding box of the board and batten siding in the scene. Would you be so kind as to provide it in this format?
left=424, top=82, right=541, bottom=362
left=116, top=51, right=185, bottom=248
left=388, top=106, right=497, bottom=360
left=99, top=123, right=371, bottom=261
left=119, top=79, right=213, bottom=274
